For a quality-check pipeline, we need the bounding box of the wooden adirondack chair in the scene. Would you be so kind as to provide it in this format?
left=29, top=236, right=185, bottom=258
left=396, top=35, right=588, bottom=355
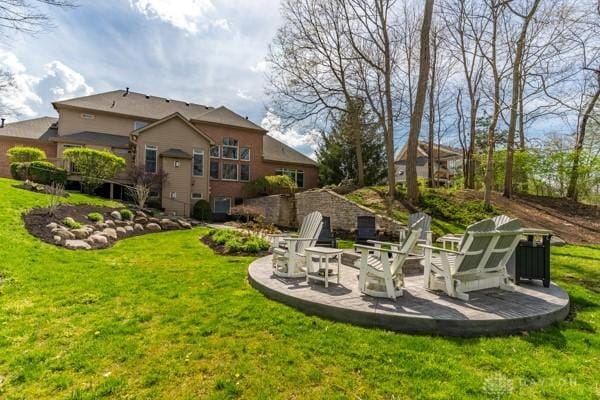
left=316, top=216, right=337, bottom=248
left=355, top=216, right=380, bottom=245
left=492, top=214, right=511, bottom=227
left=420, top=218, right=522, bottom=301
left=272, top=211, right=323, bottom=278
left=355, top=217, right=425, bottom=300
left=400, top=212, right=432, bottom=254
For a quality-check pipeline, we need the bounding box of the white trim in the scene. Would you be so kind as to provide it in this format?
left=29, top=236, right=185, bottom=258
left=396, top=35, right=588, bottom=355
left=191, top=192, right=203, bottom=199
left=209, top=159, right=220, bottom=180
left=210, top=145, right=220, bottom=158
left=222, top=137, right=239, bottom=160
left=240, top=163, right=250, bottom=182
left=221, top=162, right=238, bottom=181
left=240, top=147, right=251, bottom=161
left=144, top=144, right=158, bottom=173
left=169, top=191, right=177, bottom=199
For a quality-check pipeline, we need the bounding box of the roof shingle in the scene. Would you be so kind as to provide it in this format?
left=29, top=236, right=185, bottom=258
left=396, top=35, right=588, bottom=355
left=0, top=117, right=58, bottom=141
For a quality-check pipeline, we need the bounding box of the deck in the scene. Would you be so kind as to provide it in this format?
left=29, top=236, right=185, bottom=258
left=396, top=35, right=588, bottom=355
left=248, top=255, right=570, bottom=336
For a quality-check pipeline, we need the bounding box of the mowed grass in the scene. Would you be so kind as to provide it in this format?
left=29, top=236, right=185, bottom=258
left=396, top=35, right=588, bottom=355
left=0, top=178, right=598, bottom=399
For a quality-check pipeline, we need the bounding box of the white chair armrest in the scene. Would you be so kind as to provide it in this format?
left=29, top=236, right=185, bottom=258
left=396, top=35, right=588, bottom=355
left=354, top=244, right=408, bottom=256
left=418, top=244, right=463, bottom=255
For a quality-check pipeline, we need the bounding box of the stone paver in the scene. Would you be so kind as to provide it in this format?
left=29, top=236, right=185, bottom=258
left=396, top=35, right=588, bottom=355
left=248, top=255, right=570, bottom=336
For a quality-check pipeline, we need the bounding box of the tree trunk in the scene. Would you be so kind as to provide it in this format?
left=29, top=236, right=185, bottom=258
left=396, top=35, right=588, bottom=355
left=406, top=0, right=435, bottom=204
left=354, top=128, right=365, bottom=187
left=567, top=70, right=600, bottom=201
left=428, top=39, right=437, bottom=188
left=504, top=0, right=541, bottom=199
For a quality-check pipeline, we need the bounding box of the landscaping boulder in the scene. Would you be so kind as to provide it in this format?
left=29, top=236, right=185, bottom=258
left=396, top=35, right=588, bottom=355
left=88, top=234, right=108, bottom=245
left=135, top=211, right=147, bottom=219
left=52, top=228, right=75, bottom=241
left=146, top=223, right=161, bottom=232
left=116, top=227, right=127, bottom=238
left=133, top=223, right=144, bottom=232
left=95, top=222, right=108, bottom=229
left=53, top=235, right=62, bottom=244
left=159, top=219, right=180, bottom=230
left=551, top=236, right=567, bottom=246
left=110, top=211, right=122, bottom=220
left=46, top=222, right=58, bottom=230
left=64, top=239, right=92, bottom=250
left=105, top=220, right=116, bottom=228
left=101, top=228, right=118, bottom=240
left=71, top=228, right=91, bottom=240
left=134, top=217, right=148, bottom=224
left=148, top=217, right=160, bottom=224
left=124, top=225, right=134, bottom=234
left=177, top=219, right=192, bottom=229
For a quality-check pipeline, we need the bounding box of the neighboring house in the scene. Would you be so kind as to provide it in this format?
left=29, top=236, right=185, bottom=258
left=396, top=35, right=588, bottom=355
left=395, top=141, right=462, bottom=184
left=0, top=89, right=318, bottom=216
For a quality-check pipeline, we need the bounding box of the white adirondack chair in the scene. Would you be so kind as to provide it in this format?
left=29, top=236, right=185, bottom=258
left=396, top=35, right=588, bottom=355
left=272, top=211, right=323, bottom=278
left=400, top=212, right=432, bottom=254
left=492, top=214, right=511, bottom=227
left=355, top=217, right=425, bottom=300
left=420, top=218, right=522, bottom=301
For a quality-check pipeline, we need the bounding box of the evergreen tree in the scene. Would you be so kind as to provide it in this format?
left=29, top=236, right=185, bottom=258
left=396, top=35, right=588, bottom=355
left=317, top=100, right=387, bottom=186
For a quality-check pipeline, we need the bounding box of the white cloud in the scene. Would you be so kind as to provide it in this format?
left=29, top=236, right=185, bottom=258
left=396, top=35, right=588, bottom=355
left=0, top=49, right=93, bottom=121
left=250, top=60, right=269, bottom=73
left=129, top=0, right=230, bottom=34
left=261, top=112, right=320, bottom=159
left=236, top=89, right=255, bottom=101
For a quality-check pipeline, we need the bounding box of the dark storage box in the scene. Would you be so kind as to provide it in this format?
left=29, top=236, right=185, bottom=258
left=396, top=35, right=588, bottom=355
left=510, top=232, right=552, bottom=288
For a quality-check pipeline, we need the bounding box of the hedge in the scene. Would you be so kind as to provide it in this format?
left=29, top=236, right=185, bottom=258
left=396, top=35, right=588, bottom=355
left=242, top=175, right=297, bottom=197
left=192, top=199, right=212, bottom=221
left=6, top=146, right=46, bottom=163
left=10, top=161, right=67, bottom=185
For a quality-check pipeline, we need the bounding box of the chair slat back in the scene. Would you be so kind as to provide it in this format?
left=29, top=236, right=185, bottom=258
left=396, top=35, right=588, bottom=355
left=295, top=211, right=323, bottom=254
left=390, top=218, right=424, bottom=275
left=483, top=219, right=522, bottom=271
left=408, top=212, right=431, bottom=242
left=454, top=219, right=496, bottom=274
left=492, top=214, right=511, bottom=227
left=317, top=216, right=332, bottom=242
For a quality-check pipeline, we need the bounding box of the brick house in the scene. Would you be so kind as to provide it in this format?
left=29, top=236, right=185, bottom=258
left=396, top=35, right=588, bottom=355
left=0, top=89, right=318, bottom=216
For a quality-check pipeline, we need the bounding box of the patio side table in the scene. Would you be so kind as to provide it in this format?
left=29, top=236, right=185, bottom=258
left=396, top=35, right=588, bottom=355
left=304, top=247, right=343, bottom=288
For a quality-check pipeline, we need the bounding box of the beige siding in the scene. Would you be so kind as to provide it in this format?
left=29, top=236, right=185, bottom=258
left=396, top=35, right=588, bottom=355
left=57, top=108, right=147, bottom=137
left=135, top=117, right=210, bottom=216
left=162, top=158, right=192, bottom=216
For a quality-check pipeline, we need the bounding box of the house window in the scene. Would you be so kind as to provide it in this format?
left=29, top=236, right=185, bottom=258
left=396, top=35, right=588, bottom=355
left=133, top=121, right=147, bottom=130
left=170, top=192, right=177, bottom=199
left=193, top=149, right=204, bottom=177
left=210, top=160, right=220, bottom=179
left=214, top=197, right=231, bottom=214
left=222, top=137, right=238, bottom=160
left=191, top=192, right=203, bottom=199
left=276, top=168, right=304, bottom=188
left=149, top=191, right=159, bottom=198
left=222, top=163, right=238, bottom=180
left=240, top=147, right=250, bottom=161
left=210, top=145, right=220, bottom=158
left=145, top=145, right=158, bottom=173
left=240, top=164, right=250, bottom=181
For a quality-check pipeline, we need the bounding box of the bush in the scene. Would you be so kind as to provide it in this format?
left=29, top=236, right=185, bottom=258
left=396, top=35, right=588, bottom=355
left=192, top=199, right=212, bottom=221
left=87, top=212, right=104, bottom=223
left=419, top=190, right=496, bottom=227
left=63, top=217, right=82, bottom=229
left=242, top=175, right=297, bottom=197
left=206, top=229, right=270, bottom=254
left=10, top=161, right=67, bottom=185
left=27, top=161, right=67, bottom=185
left=120, top=209, right=133, bottom=220
left=63, top=147, right=126, bottom=193
left=6, top=146, right=46, bottom=163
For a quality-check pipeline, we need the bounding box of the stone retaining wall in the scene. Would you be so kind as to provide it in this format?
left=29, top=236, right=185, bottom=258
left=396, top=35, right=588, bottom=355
left=245, top=189, right=403, bottom=234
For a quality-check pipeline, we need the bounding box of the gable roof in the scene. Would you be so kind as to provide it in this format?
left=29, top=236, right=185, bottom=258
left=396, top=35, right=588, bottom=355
left=0, top=117, right=58, bottom=141
left=160, top=148, right=192, bottom=159
left=262, top=134, right=317, bottom=166
left=395, top=141, right=462, bottom=163
left=52, top=90, right=264, bottom=132
left=132, top=112, right=214, bottom=144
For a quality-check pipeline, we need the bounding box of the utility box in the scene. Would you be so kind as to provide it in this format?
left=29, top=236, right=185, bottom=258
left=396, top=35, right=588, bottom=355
left=507, top=229, right=552, bottom=288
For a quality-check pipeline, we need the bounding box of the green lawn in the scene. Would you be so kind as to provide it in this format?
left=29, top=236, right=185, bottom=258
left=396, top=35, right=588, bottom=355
left=0, top=177, right=599, bottom=399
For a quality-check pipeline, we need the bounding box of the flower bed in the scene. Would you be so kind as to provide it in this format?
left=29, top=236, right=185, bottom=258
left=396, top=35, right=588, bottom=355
left=23, top=204, right=197, bottom=250
left=201, top=229, right=271, bottom=256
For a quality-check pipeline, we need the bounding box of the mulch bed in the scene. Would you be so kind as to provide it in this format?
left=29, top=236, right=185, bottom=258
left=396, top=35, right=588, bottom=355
left=200, top=235, right=271, bottom=257
left=23, top=204, right=121, bottom=247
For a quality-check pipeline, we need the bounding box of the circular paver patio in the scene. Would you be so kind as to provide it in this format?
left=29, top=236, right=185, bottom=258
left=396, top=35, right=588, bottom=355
left=248, top=255, right=570, bottom=336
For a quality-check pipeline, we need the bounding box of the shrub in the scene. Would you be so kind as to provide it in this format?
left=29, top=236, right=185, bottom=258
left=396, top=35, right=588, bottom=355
left=10, top=162, right=28, bottom=180
left=419, top=190, right=496, bottom=227
left=63, top=217, right=82, bottom=229
left=87, top=212, right=104, bottom=223
left=63, top=148, right=126, bottom=193
left=120, top=209, right=133, bottom=220
left=6, top=146, right=46, bottom=163
left=206, top=229, right=270, bottom=254
left=27, top=161, right=67, bottom=185
left=192, top=199, right=212, bottom=221
left=242, top=175, right=297, bottom=197
left=229, top=205, right=264, bottom=222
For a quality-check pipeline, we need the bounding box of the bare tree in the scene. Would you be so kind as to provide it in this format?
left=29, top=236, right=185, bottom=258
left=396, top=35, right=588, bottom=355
left=340, top=0, right=401, bottom=202
left=126, top=166, right=168, bottom=209
left=0, top=0, right=75, bottom=36
left=503, top=0, right=542, bottom=198
left=406, top=0, right=435, bottom=203
left=267, top=0, right=368, bottom=186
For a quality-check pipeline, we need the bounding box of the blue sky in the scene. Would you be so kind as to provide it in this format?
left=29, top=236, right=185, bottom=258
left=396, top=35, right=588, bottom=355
left=0, top=0, right=320, bottom=156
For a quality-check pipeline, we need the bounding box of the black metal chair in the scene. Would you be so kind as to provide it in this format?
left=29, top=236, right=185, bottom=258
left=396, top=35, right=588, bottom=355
left=355, top=215, right=379, bottom=245
left=316, top=216, right=337, bottom=248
